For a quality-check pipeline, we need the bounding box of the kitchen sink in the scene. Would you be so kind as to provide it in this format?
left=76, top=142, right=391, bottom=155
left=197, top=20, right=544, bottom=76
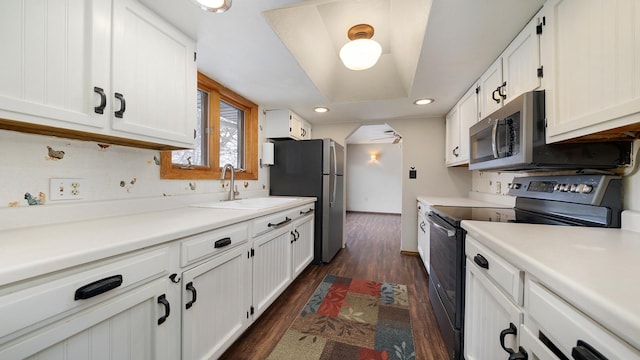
left=190, top=197, right=300, bottom=210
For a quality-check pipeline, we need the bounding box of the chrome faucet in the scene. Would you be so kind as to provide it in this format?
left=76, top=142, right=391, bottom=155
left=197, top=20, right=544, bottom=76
left=221, top=163, right=239, bottom=201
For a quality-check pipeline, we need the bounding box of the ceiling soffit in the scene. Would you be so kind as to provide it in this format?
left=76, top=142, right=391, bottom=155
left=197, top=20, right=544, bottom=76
left=263, top=0, right=431, bottom=104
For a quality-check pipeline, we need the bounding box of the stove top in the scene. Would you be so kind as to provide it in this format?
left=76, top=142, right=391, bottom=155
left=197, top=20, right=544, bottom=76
left=431, top=174, right=623, bottom=228
left=430, top=206, right=515, bottom=225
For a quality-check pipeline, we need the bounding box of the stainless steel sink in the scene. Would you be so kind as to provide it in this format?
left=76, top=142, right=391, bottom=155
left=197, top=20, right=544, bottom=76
left=190, top=197, right=299, bottom=210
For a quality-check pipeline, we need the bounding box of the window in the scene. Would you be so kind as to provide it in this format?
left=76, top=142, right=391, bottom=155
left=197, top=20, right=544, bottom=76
left=160, top=72, right=258, bottom=180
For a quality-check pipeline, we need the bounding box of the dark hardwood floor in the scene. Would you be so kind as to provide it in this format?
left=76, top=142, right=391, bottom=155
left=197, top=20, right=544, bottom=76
left=220, top=212, right=449, bottom=359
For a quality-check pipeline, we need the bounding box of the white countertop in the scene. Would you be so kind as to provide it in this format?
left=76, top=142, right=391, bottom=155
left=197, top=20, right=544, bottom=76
left=461, top=220, right=640, bottom=350
left=0, top=197, right=315, bottom=287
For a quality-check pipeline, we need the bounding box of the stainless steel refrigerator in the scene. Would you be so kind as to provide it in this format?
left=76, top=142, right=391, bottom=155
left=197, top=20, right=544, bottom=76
left=269, top=139, right=344, bottom=263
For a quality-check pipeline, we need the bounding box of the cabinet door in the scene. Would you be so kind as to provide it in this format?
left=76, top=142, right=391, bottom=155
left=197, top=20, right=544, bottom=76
left=181, top=243, right=251, bottom=360
left=111, top=0, right=196, bottom=147
left=445, top=106, right=460, bottom=165
left=502, top=13, right=542, bottom=105
left=291, top=214, right=314, bottom=278
left=289, top=112, right=303, bottom=140
left=0, top=0, right=109, bottom=130
left=252, top=225, right=293, bottom=318
left=0, top=278, right=175, bottom=360
left=479, top=57, right=504, bottom=118
left=544, top=0, right=640, bottom=142
left=464, top=258, right=523, bottom=360
left=457, top=84, right=479, bottom=164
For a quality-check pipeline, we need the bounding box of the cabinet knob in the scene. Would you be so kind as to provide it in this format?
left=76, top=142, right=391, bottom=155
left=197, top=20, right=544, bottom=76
left=499, top=322, right=518, bottom=355
left=474, top=254, right=489, bottom=269
left=94, top=87, right=106, bottom=114
left=114, top=92, right=126, bottom=118
left=157, top=294, right=170, bottom=325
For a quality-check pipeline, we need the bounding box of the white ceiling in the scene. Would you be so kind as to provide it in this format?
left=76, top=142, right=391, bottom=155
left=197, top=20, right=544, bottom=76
left=140, top=0, right=544, bottom=140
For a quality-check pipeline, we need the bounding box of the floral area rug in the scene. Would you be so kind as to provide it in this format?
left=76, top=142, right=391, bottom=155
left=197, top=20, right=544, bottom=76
left=267, top=275, right=416, bottom=360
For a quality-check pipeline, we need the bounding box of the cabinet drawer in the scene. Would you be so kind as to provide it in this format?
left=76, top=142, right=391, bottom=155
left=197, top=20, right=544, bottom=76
left=525, top=279, right=640, bottom=359
left=0, top=246, right=169, bottom=341
left=181, top=222, right=248, bottom=267
left=252, top=211, right=293, bottom=237
left=288, top=204, right=315, bottom=222
left=466, top=236, right=523, bottom=304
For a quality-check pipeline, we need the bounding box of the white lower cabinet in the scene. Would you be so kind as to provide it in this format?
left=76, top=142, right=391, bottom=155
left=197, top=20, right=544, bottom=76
left=520, top=279, right=640, bottom=360
left=291, top=210, right=314, bottom=278
left=464, top=236, right=525, bottom=360
left=181, top=242, right=252, bottom=360
left=464, top=258, right=522, bottom=360
left=0, top=201, right=316, bottom=360
left=0, top=246, right=177, bottom=360
left=251, top=224, right=294, bottom=319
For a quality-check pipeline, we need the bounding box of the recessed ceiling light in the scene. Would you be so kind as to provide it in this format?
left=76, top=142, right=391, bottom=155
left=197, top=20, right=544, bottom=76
left=414, top=98, right=434, bottom=105
left=314, top=107, right=329, bottom=113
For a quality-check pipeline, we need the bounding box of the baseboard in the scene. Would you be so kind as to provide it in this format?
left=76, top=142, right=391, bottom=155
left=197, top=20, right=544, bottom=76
left=401, top=250, right=419, bottom=256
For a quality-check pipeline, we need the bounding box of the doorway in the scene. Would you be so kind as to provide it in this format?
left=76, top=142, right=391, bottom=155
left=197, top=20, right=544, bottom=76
left=345, top=124, right=403, bottom=214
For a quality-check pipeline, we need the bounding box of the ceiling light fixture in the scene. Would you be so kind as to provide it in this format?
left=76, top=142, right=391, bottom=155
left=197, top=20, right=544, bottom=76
left=192, top=0, right=232, bottom=13
left=314, top=107, right=329, bottom=113
left=339, top=24, right=382, bottom=71
left=414, top=98, right=434, bottom=105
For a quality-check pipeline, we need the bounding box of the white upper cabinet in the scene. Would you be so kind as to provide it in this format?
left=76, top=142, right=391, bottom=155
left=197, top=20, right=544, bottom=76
left=445, top=105, right=461, bottom=165
left=265, top=109, right=312, bottom=140
left=0, top=0, right=109, bottom=130
left=110, top=0, right=196, bottom=146
left=543, top=0, right=640, bottom=143
left=446, top=83, right=479, bottom=167
left=0, top=0, right=196, bottom=149
left=479, top=11, right=543, bottom=120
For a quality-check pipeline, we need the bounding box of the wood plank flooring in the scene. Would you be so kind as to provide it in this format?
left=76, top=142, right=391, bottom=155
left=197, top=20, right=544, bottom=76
left=220, top=212, right=449, bottom=359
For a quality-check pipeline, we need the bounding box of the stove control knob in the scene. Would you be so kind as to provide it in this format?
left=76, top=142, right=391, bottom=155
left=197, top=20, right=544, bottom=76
left=554, top=184, right=562, bottom=191
left=561, top=184, right=570, bottom=192
left=509, top=183, right=521, bottom=190
left=578, top=184, right=594, bottom=194
left=570, top=184, right=578, bottom=192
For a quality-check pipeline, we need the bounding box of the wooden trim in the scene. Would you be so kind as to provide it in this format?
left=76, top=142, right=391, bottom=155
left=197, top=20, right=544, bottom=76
left=161, top=72, right=259, bottom=180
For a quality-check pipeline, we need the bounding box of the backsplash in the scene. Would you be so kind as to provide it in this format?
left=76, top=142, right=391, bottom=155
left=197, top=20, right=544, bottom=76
left=0, top=126, right=269, bottom=227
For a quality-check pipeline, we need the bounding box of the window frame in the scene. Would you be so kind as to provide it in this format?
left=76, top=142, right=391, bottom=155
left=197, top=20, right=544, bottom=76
left=160, top=72, right=258, bottom=180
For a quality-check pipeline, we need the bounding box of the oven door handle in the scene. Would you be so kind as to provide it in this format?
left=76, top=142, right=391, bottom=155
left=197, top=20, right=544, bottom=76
left=427, top=214, right=456, bottom=237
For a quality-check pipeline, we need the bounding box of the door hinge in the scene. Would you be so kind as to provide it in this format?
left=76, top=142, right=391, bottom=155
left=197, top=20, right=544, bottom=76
left=536, top=17, right=545, bottom=35
left=250, top=306, right=255, bottom=315
left=249, top=248, right=254, bottom=258
left=475, top=86, right=480, bottom=94
left=537, top=66, right=544, bottom=78
left=194, top=52, right=197, bottom=61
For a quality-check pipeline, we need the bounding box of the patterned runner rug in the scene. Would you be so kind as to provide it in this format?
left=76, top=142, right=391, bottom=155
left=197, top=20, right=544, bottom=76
left=267, top=275, right=416, bottom=360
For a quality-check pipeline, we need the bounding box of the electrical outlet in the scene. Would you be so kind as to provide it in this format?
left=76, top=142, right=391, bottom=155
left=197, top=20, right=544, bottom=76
left=50, top=178, right=85, bottom=201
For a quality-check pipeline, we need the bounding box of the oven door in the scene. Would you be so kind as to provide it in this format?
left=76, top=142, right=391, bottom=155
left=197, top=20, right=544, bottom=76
left=427, top=212, right=464, bottom=328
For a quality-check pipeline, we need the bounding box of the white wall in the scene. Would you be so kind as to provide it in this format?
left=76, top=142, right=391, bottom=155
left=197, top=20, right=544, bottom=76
left=346, top=143, right=402, bottom=213
left=313, top=116, right=472, bottom=252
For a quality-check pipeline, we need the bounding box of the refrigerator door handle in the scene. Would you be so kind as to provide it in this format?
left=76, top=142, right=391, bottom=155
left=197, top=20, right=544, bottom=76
left=330, top=142, right=337, bottom=207
left=331, top=141, right=337, bottom=175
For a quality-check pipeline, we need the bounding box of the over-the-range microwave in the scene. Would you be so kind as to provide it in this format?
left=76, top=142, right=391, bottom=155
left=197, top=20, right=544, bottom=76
left=468, top=90, right=632, bottom=171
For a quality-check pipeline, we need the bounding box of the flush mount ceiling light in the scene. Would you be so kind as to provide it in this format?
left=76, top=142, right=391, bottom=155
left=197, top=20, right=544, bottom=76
left=191, top=0, right=231, bottom=13
left=414, top=98, right=434, bottom=105
left=314, top=107, right=329, bottom=113
left=339, top=24, right=382, bottom=71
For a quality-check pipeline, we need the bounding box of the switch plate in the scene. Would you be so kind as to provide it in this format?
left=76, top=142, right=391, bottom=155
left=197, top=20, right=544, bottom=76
left=409, top=170, right=417, bottom=179
left=50, top=178, right=84, bottom=201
